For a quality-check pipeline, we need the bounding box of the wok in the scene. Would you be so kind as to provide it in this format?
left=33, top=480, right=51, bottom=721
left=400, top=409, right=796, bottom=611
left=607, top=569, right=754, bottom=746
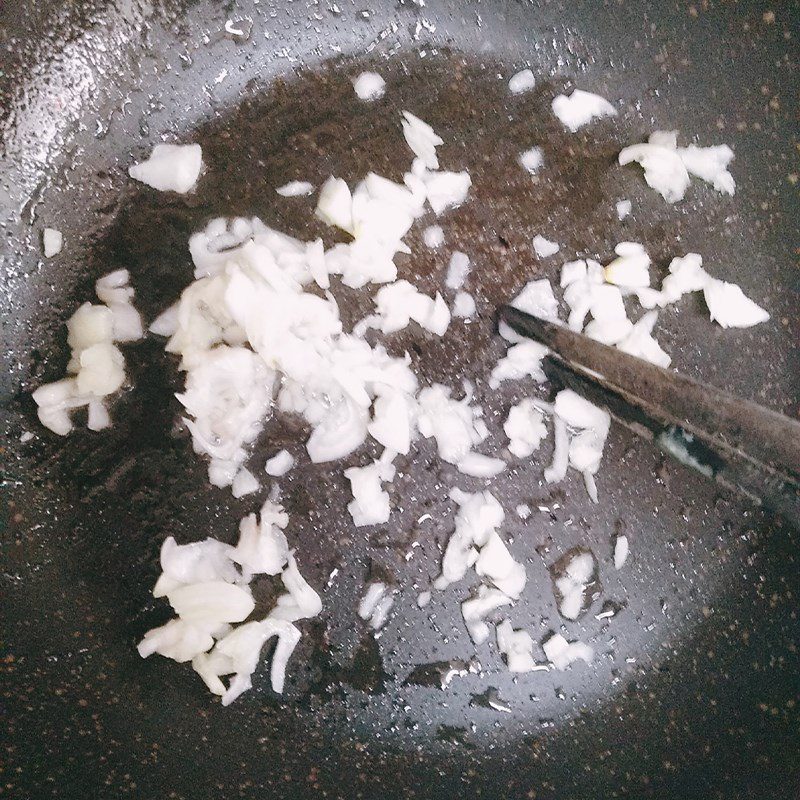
left=1, top=1, right=798, bottom=798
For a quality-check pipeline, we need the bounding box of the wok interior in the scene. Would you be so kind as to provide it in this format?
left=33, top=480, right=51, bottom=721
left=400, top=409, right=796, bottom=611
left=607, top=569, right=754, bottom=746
left=2, top=2, right=797, bottom=797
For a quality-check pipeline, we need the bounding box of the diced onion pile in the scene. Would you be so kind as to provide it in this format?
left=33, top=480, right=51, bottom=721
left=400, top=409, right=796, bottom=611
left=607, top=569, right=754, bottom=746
left=31, top=75, right=774, bottom=704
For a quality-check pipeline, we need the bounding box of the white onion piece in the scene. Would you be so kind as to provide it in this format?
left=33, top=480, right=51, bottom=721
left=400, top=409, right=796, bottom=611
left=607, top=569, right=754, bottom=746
left=43, top=227, right=63, bottom=257
left=519, top=146, right=544, bottom=174
left=152, top=536, right=239, bottom=598
left=461, top=585, right=514, bottom=645
left=276, top=180, right=314, bottom=197
left=660, top=252, right=710, bottom=303
left=129, top=143, right=203, bottom=194
left=422, top=170, right=472, bottom=215
left=489, top=340, right=549, bottom=389
left=358, top=582, right=396, bottom=630
left=434, top=488, right=505, bottom=591
left=374, top=279, right=451, bottom=336
left=265, top=449, right=295, bottom=477
left=500, top=278, right=559, bottom=342
left=544, top=416, right=570, bottom=484
left=618, top=132, right=690, bottom=203
left=87, top=399, right=111, bottom=431
left=138, top=619, right=215, bottom=663
left=508, top=68, right=535, bottom=95
left=231, top=467, right=260, bottom=498
left=584, top=284, right=633, bottom=345
left=76, top=343, right=125, bottom=396
left=475, top=531, right=526, bottom=599
left=401, top=111, right=443, bottom=170
left=614, top=535, right=630, bottom=570
left=496, top=620, right=537, bottom=673
left=167, top=581, right=254, bottom=626
left=269, top=551, right=323, bottom=622
left=315, top=176, right=354, bottom=233
left=555, top=551, right=594, bottom=620
left=562, top=259, right=604, bottom=331
left=552, top=89, right=617, bottom=131
left=703, top=279, right=769, bottom=328
left=616, top=199, right=632, bottom=220
left=417, top=591, right=431, bottom=608
left=306, top=398, right=369, bottom=463
left=457, top=452, right=506, bottom=478
left=504, top=399, right=548, bottom=458
left=368, top=390, right=415, bottom=455
left=617, top=310, right=671, bottom=367
left=416, top=384, right=485, bottom=465
left=352, top=71, right=386, bottom=101
left=345, top=452, right=396, bottom=527
left=515, top=503, right=531, bottom=520
left=177, top=346, right=274, bottom=484
left=603, top=242, right=651, bottom=289
left=231, top=501, right=289, bottom=577
left=452, top=291, right=476, bottom=319
left=560, top=259, right=587, bottom=288
left=423, top=225, right=444, bottom=248
left=532, top=235, right=560, bottom=258
left=542, top=632, right=594, bottom=670
left=678, top=144, right=735, bottom=195
left=149, top=304, right=179, bottom=337
left=445, top=251, right=471, bottom=290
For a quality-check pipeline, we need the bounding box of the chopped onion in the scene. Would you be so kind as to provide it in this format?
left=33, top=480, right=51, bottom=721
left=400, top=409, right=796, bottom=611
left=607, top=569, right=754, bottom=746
left=614, top=534, right=630, bottom=569
left=533, top=235, right=560, bottom=258
left=167, top=581, right=255, bottom=626
left=306, top=398, right=369, bottom=463
left=276, top=180, right=314, bottom=197
left=417, top=591, right=432, bottom=608
left=552, top=89, right=617, bottom=132
left=603, top=242, right=651, bottom=289
left=231, top=501, right=289, bottom=577
left=315, top=176, right=354, bottom=233
left=43, top=227, right=63, bottom=257
left=496, top=620, right=537, bottom=673
left=515, top=503, right=531, bottom=520
left=489, top=340, right=549, bottom=389
left=434, top=488, right=504, bottom=591
left=616, top=199, right=632, bottom=220
left=508, top=68, right=535, bottom=95
left=619, top=132, right=735, bottom=202
left=129, top=143, right=203, bottom=194
left=456, top=452, right=506, bottom=478
left=618, top=132, right=690, bottom=203
left=504, top=398, right=548, bottom=458
left=542, top=632, right=594, bottom=670
left=461, top=584, right=514, bottom=645
left=374, top=280, right=451, bottom=336
left=703, top=278, right=770, bottom=328
left=138, top=619, right=215, bottom=663
left=344, top=452, right=396, bottom=527
left=422, top=170, right=472, bottom=215
left=269, top=551, right=323, bottom=622
left=679, top=144, right=735, bottom=195
left=474, top=531, right=526, bottom=599
left=518, top=146, right=544, bottom=174
left=500, top=278, right=559, bottom=343
left=554, top=550, right=595, bottom=620
left=401, top=111, right=443, bottom=170
left=231, top=467, right=259, bottom=498
left=416, top=384, right=486, bottom=465
left=423, top=224, right=445, bottom=248
left=445, top=251, right=471, bottom=290
left=544, top=416, right=570, bottom=484
left=452, top=291, right=476, bottom=319
left=352, top=71, right=386, bottom=101
left=265, top=449, right=295, bottom=477
left=358, top=581, right=396, bottom=630
left=617, top=310, right=671, bottom=367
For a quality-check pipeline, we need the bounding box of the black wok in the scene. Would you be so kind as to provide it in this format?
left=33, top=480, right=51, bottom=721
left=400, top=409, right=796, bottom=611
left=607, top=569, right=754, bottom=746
left=1, top=1, right=798, bottom=798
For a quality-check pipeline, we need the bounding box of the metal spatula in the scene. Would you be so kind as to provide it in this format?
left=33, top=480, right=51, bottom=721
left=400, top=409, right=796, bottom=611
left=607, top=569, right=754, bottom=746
left=500, top=305, right=800, bottom=521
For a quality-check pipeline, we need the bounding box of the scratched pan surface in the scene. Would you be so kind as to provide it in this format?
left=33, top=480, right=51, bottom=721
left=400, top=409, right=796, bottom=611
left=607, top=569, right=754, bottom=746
left=1, top=1, right=798, bottom=798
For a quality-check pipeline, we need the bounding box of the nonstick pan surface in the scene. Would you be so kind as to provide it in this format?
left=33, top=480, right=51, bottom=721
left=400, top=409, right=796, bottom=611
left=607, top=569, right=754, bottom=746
left=1, top=2, right=798, bottom=798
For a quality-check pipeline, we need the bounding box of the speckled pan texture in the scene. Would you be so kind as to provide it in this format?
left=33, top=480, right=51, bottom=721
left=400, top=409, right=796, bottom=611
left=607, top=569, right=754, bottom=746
left=1, top=1, right=798, bottom=799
